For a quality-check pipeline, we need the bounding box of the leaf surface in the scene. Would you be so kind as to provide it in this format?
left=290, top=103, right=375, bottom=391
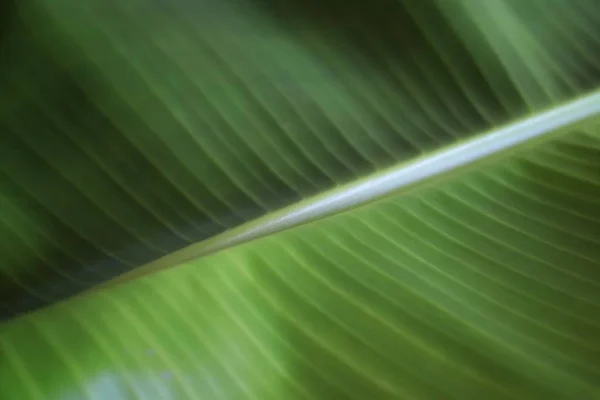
left=2, top=0, right=600, bottom=316
left=2, top=117, right=600, bottom=399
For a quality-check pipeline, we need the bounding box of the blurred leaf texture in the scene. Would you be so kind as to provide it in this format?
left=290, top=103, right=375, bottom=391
left=1, top=0, right=600, bottom=398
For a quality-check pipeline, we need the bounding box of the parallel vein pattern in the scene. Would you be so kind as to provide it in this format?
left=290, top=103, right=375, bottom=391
left=2, top=0, right=600, bottom=318
left=2, top=125, right=599, bottom=399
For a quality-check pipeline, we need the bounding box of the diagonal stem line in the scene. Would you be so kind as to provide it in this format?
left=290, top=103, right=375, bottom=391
left=98, top=88, right=600, bottom=288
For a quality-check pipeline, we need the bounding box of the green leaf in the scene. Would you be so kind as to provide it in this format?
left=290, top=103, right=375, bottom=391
left=2, top=112, right=600, bottom=399
left=2, top=1, right=600, bottom=398
left=2, top=0, right=600, bottom=316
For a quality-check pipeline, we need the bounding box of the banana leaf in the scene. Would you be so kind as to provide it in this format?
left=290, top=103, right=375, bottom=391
left=2, top=101, right=600, bottom=398
left=3, top=0, right=600, bottom=317
left=1, top=0, right=600, bottom=398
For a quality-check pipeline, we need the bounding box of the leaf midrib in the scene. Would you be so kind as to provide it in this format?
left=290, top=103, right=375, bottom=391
left=88, top=88, right=600, bottom=290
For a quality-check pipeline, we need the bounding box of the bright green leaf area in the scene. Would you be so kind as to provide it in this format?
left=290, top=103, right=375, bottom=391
left=2, top=123, right=599, bottom=399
